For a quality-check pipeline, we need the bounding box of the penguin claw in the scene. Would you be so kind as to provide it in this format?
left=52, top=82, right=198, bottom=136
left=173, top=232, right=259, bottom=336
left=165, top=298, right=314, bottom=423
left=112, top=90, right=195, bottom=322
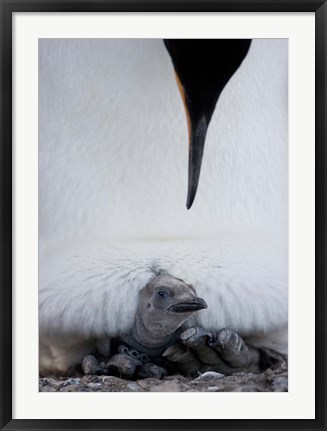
left=180, top=326, right=213, bottom=347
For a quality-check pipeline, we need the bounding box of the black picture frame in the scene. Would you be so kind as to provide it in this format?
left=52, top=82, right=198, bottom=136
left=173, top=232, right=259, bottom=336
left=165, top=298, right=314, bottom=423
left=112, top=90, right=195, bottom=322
left=1, top=1, right=326, bottom=430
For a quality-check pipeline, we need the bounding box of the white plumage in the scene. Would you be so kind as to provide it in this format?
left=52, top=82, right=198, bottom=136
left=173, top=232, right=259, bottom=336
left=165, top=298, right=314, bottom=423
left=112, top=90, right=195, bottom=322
left=39, top=39, right=288, bottom=373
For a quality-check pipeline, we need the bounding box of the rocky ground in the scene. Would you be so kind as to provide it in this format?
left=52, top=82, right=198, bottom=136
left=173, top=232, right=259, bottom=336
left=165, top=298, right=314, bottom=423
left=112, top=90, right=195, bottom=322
left=39, top=361, right=287, bottom=392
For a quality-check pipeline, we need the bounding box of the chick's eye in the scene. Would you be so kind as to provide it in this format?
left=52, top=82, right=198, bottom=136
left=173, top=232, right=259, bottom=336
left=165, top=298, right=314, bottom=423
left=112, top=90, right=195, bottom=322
left=157, top=290, right=168, bottom=299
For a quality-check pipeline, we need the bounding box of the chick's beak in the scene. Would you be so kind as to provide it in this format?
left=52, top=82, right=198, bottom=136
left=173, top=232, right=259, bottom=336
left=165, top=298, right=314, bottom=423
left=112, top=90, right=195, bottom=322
left=168, top=296, right=208, bottom=313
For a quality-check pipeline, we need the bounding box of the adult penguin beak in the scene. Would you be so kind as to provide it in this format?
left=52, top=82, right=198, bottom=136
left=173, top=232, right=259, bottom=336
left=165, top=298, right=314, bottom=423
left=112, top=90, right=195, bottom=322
left=164, top=39, right=251, bottom=209
left=186, top=116, right=208, bottom=209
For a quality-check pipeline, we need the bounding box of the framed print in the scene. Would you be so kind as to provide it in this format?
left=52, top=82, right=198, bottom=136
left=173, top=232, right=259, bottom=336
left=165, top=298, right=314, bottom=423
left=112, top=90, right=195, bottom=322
left=1, top=1, right=326, bottom=430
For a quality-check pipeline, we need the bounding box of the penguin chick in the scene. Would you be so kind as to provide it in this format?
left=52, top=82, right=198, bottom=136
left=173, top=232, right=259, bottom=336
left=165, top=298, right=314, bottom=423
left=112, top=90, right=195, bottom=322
left=83, top=273, right=208, bottom=379
left=122, top=273, right=208, bottom=355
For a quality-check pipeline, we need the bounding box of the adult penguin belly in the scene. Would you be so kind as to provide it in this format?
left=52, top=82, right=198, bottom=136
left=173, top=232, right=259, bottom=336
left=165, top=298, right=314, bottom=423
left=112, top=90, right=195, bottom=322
left=39, top=39, right=288, bottom=374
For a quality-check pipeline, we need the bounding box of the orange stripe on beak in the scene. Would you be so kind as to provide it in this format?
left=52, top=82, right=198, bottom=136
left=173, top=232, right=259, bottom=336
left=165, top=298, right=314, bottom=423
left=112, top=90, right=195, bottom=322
left=175, top=72, right=192, bottom=143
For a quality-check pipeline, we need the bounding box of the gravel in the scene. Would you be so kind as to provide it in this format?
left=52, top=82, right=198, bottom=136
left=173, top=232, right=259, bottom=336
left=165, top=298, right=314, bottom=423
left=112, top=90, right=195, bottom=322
left=39, top=361, right=287, bottom=392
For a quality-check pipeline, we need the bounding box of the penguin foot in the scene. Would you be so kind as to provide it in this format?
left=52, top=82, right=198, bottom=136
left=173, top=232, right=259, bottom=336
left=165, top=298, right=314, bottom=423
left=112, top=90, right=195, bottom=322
left=106, top=353, right=142, bottom=379
left=162, top=343, right=201, bottom=376
left=117, top=345, right=150, bottom=364
left=164, top=326, right=262, bottom=376
left=210, top=328, right=260, bottom=371
left=81, top=355, right=105, bottom=375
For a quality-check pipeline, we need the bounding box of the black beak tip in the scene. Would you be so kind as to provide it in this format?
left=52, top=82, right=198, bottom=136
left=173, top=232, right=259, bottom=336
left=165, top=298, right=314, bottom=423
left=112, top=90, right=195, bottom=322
left=197, top=299, right=208, bottom=311
left=186, top=187, right=197, bottom=210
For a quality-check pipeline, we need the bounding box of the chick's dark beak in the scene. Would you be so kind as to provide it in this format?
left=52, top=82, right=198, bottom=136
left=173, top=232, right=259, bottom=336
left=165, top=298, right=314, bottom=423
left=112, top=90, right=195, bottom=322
left=168, top=296, right=208, bottom=313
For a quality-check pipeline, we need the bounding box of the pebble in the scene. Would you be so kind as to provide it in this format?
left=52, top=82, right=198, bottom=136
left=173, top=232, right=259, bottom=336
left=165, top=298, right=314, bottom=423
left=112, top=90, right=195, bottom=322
left=192, top=371, right=225, bottom=382
left=87, top=382, right=103, bottom=390
left=137, top=378, right=163, bottom=390
left=207, top=386, right=220, bottom=392
left=62, top=378, right=81, bottom=387
left=126, top=382, right=143, bottom=392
